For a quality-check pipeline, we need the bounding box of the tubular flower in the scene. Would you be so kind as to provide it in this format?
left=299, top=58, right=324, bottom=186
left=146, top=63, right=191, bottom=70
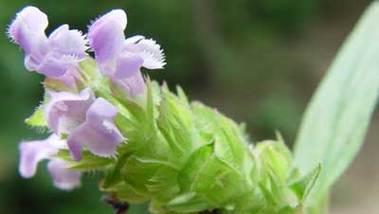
left=45, top=88, right=123, bottom=160
left=19, top=134, right=81, bottom=190
left=87, top=9, right=165, bottom=96
left=45, top=88, right=95, bottom=135
left=8, top=6, right=87, bottom=88
left=67, top=97, right=123, bottom=160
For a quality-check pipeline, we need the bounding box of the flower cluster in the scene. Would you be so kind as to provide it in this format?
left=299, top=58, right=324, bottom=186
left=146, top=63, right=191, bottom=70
left=9, top=6, right=165, bottom=190
left=9, top=6, right=316, bottom=214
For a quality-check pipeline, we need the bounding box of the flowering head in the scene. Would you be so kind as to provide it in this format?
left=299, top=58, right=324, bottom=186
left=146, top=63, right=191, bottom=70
left=9, top=6, right=315, bottom=214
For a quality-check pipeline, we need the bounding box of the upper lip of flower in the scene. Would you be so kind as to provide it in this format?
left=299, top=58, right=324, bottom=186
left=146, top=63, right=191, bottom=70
left=8, top=6, right=88, bottom=79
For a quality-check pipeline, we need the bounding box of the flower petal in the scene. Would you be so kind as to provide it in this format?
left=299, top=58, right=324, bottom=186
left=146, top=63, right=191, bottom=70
left=124, top=36, right=166, bottom=69
left=49, top=24, right=88, bottom=58
left=112, top=71, right=146, bottom=97
left=45, top=88, right=94, bottom=135
left=8, top=7, right=85, bottom=79
left=8, top=6, right=48, bottom=55
left=19, top=134, right=62, bottom=178
left=114, top=54, right=144, bottom=79
left=67, top=98, right=123, bottom=160
left=46, top=67, right=81, bottom=90
left=88, top=9, right=127, bottom=64
left=47, top=159, right=81, bottom=190
left=34, top=53, right=69, bottom=77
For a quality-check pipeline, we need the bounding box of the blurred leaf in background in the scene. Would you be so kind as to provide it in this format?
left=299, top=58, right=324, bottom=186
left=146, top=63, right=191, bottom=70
left=294, top=1, right=379, bottom=210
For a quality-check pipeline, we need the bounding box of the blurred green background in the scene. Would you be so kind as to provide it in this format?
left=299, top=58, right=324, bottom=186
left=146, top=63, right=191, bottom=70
left=0, top=0, right=376, bottom=213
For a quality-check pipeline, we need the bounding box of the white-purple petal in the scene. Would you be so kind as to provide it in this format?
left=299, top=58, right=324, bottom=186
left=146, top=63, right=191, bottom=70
left=67, top=98, right=123, bottom=160
left=8, top=6, right=48, bottom=55
left=49, top=24, right=88, bottom=58
left=45, top=88, right=94, bottom=135
left=8, top=6, right=87, bottom=81
left=114, top=54, right=144, bottom=79
left=47, top=159, right=81, bottom=190
left=48, top=67, right=81, bottom=90
left=88, top=9, right=127, bottom=64
left=124, top=36, right=166, bottom=69
left=112, top=71, right=146, bottom=97
left=19, top=134, right=62, bottom=178
left=34, top=53, right=69, bottom=77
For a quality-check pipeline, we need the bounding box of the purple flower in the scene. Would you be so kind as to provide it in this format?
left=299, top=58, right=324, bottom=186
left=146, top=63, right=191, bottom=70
left=68, top=98, right=124, bottom=160
left=8, top=6, right=87, bottom=85
left=45, top=88, right=95, bottom=135
left=47, top=159, right=81, bottom=190
left=45, top=89, right=123, bottom=160
left=19, top=134, right=81, bottom=190
left=87, top=9, right=165, bottom=96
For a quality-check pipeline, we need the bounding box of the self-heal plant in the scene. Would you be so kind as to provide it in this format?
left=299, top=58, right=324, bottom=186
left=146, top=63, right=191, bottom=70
left=8, top=3, right=379, bottom=214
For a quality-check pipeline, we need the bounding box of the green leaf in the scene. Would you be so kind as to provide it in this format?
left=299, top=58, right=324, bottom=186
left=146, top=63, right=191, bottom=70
left=102, top=155, right=128, bottom=189
left=56, top=150, right=113, bottom=171
left=289, top=165, right=321, bottom=203
left=293, top=1, right=379, bottom=207
left=25, top=105, right=47, bottom=128
left=254, top=140, right=292, bottom=184
left=78, top=57, right=101, bottom=82
left=103, top=182, right=148, bottom=204
left=157, top=87, right=196, bottom=156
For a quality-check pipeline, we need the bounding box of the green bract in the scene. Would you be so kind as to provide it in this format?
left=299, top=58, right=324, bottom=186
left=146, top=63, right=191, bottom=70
left=27, top=58, right=317, bottom=213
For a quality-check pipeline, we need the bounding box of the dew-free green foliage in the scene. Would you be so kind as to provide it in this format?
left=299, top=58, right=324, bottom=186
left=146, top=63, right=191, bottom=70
left=25, top=105, right=47, bottom=127
left=294, top=1, right=379, bottom=211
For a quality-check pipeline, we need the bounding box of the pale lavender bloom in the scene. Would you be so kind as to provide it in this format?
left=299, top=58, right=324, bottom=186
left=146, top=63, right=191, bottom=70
left=45, top=88, right=94, bottom=135
left=19, top=135, right=59, bottom=178
left=68, top=98, right=123, bottom=160
left=7, top=6, right=48, bottom=56
left=19, top=134, right=81, bottom=190
left=112, top=71, right=145, bottom=97
left=8, top=6, right=87, bottom=82
left=45, top=89, right=123, bottom=160
left=123, top=35, right=166, bottom=70
left=53, top=67, right=81, bottom=89
left=87, top=9, right=126, bottom=64
left=87, top=9, right=165, bottom=96
left=47, top=159, right=81, bottom=190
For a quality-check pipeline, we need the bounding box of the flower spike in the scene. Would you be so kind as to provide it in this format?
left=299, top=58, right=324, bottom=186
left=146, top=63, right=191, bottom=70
left=9, top=6, right=313, bottom=214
